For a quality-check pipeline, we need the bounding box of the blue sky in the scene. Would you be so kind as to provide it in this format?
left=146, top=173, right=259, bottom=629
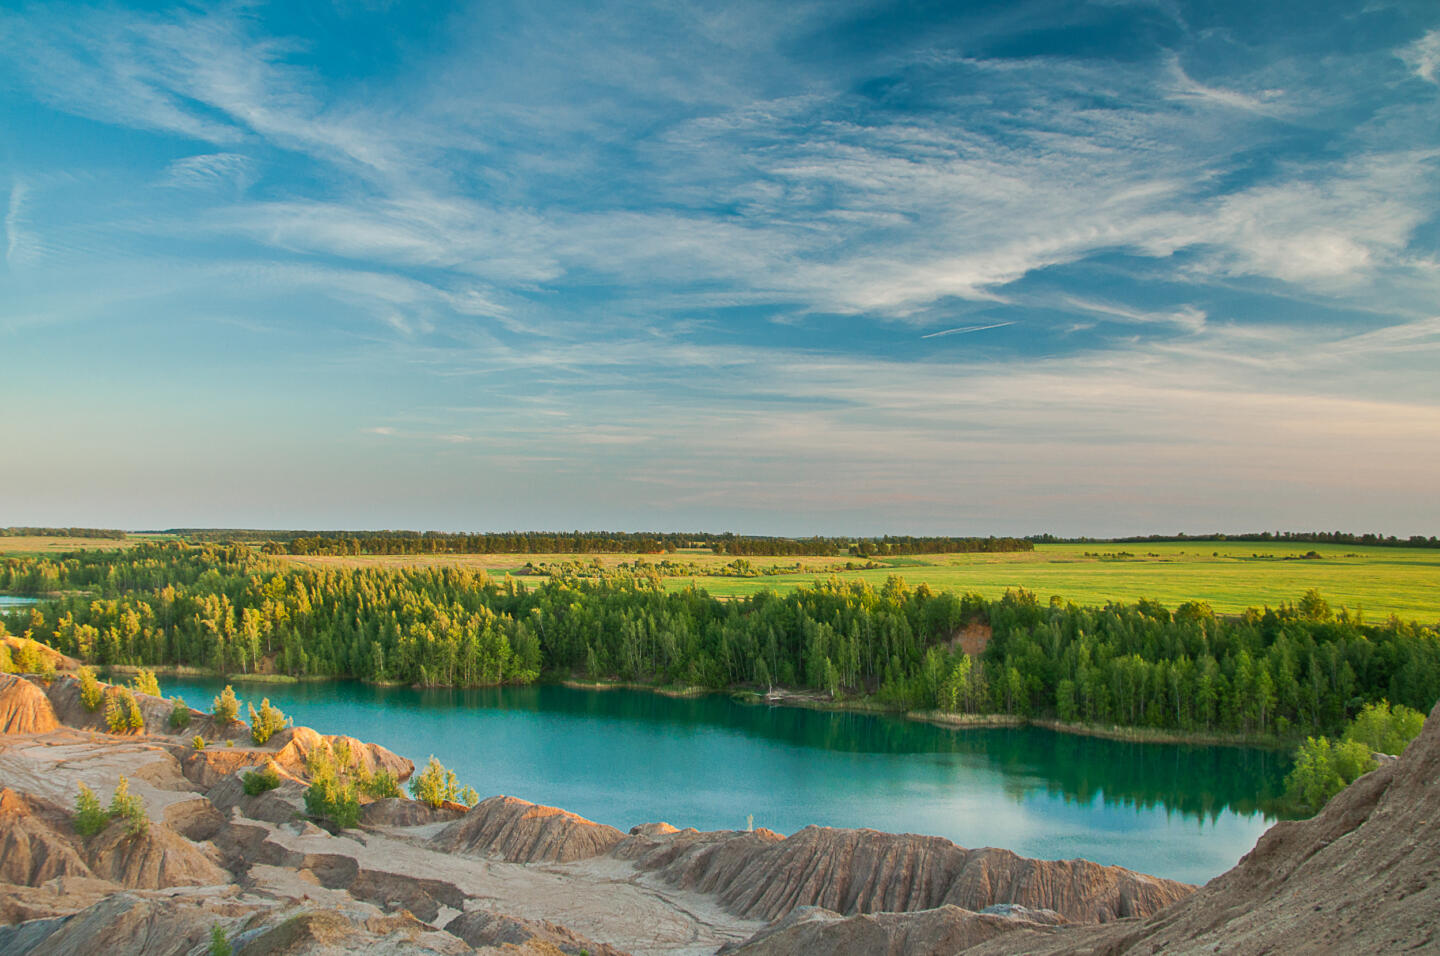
left=2, top=0, right=1438, bottom=535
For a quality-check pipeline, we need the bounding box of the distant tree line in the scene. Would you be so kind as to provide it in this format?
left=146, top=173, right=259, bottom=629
left=153, top=529, right=1033, bottom=558
left=2, top=543, right=1437, bottom=741
left=270, top=530, right=692, bottom=556
left=847, top=536, right=1032, bottom=556
left=1, top=527, right=127, bottom=539
left=1027, top=531, right=1440, bottom=549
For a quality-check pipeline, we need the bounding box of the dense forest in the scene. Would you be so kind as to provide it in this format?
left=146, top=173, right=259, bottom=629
left=2, top=543, right=1437, bottom=741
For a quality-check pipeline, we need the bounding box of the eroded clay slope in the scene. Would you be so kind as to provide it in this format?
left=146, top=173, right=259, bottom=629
left=0, top=787, right=94, bottom=887
left=621, top=822, right=1192, bottom=923
left=723, top=903, right=1067, bottom=956
left=0, top=673, right=61, bottom=735
left=432, top=794, right=628, bottom=863
left=0, top=786, right=227, bottom=891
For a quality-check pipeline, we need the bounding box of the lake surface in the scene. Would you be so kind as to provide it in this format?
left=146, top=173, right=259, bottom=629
left=160, top=677, right=1288, bottom=884
left=0, top=596, right=41, bottom=609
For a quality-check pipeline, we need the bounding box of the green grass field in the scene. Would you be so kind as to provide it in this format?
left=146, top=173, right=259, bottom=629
left=0, top=535, right=136, bottom=556
left=278, top=542, right=1440, bottom=624
left=6, top=536, right=1435, bottom=625
left=655, top=542, right=1440, bottom=624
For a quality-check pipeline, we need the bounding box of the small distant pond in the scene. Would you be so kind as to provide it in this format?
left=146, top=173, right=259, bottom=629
left=0, top=595, right=41, bottom=609
left=160, top=677, right=1290, bottom=884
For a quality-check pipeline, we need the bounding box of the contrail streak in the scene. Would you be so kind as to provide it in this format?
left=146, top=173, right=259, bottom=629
left=921, top=321, right=1014, bottom=339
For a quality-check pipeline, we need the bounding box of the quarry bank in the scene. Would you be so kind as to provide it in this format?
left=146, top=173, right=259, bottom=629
left=0, top=666, right=1438, bottom=954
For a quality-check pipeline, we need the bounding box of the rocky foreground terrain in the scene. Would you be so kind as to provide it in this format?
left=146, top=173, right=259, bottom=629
left=0, top=661, right=1436, bottom=955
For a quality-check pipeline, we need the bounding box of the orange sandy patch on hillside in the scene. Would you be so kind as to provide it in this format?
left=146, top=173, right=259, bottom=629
left=951, top=622, right=991, bottom=657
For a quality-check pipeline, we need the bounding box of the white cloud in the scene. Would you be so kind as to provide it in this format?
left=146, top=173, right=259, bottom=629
left=1166, top=56, right=1284, bottom=116
left=1402, top=30, right=1440, bottom=84
left=1329, top=316, right=1440, bottom=357
left=4, top=180, right=29, bottom=266
left=0, top=6, right=408, bottom=176
left=1061, top=298, right=1206, bottom=333
left=334, top=316, right=1440, bottom=532
left=160, top=154, right=254, bottom=192
left=8, top=1, right=1435, bottom=330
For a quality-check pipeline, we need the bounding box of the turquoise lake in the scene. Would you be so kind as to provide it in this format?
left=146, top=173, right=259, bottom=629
left=155, top=677, right=1289, bottom=884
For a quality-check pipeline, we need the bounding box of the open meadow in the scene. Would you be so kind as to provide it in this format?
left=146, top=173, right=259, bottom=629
left=272, top=541, right=1440, bottom=624
left=659, top=542, right=1440, bottom=623
left=5, top=535, right=1433, bottom=624
left=0, top=535, right=137, bottom=556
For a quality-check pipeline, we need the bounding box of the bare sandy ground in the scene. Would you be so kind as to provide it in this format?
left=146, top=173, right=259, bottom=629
left=0, top=726, right=764, bottom=955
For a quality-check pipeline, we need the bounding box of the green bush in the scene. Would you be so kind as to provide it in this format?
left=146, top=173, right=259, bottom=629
left=409, top=755, right=479, bottom=809
left=304, top=744, right=336, bottom=778
left=1344, top=700, right=1426, bottom=756
left=242, top=763, right=282, bottom=796
left=192, top=735, right=206, bottom=750
left=1284, top=736, right=1379, bottom=815
left=212, top=685, right=240, bottom=724
left=104, top=688, right=144, bottom=734
left=1282, top=700, right=1428, bottom=816
left=104, top=693, right=126, bottom=733
left=332, top=738, right=354, bottom=771
left=130, top=669, right=161, bottom=697
left=78, top=666, right=104, bottom=711
left=73, top=783, right=109, bottom=838
left=73, top=776, right=148, bottom=839
left=12, top=639, right=54, bottom=679
left=108, top=776, right=149, bottom=836
left=304, top=767, right=361, bottom=829
left=300, top=745, right=365, bottom=827
left=361, top=768, right=402, bottom=799
left=169, top=695, right=191, bottom=729
left=248, top=698, right=286, bottom=745
left=208, top=924, right=232, bottom=956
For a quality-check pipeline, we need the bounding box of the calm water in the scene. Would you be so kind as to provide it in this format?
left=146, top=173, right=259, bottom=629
left=0, top=596, right=40, bottom=609
left=159, top=678, right=1286, bottom=883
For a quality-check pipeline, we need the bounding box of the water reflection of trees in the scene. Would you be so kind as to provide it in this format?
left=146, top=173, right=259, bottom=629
left=994, top=731, right=1291, bottom=820
left=394, top=684, right=1291, bottom=823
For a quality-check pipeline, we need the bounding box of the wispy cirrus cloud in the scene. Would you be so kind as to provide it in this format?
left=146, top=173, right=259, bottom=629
left=4, top=180, right=29, bottom=267
left=1060, top=298, right=1206, bottom=333
left=0, top=4, right=408, bottom=176
left=7, top=1, right=1433, bottom=326
left=1402, top=29, right=1440, bottom=83
left=160, top=153, right=255, bottom=193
